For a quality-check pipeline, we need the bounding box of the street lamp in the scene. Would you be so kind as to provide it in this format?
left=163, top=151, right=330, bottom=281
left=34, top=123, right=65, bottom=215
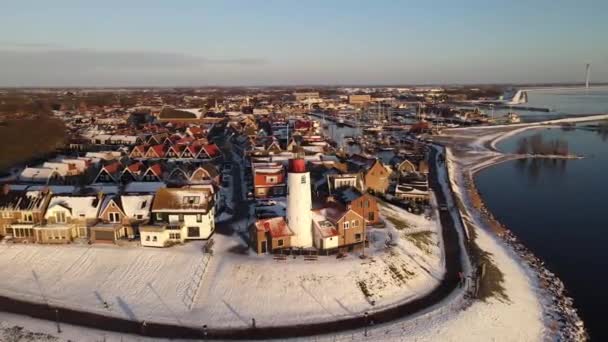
left=54, top=309, right=61, bottom=333
left=364, top=311, right=369, bottom=337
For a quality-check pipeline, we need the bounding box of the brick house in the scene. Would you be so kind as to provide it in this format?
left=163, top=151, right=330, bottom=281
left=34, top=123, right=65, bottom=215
left=312, top=205, right=365, bottom=252
left=331, top=187, right=380, bottom=225
left=251, top=216, right=294, bottom=254
left=0, top=187, right=52, bottom=242
left=252, top=162, right=286, bottom=198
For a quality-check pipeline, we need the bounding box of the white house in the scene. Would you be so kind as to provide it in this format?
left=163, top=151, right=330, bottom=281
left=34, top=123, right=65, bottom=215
left=42, top=194, right=104, bottom=241
left=141, top=186, right=215, bottom=247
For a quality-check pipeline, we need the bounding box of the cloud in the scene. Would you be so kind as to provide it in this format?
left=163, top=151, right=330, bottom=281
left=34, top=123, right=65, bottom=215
left=0, top=45, right=268, bottom=86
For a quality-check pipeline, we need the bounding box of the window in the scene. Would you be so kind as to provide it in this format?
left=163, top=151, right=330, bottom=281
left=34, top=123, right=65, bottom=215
left=146, top=236, right=150, bottom=241
left=353, top=220, right=359, bottom=228
left=55, top=212, right=66, bottom=223
left=141, top=201, right=147, bottom=209
left=196, top=214, right=202, bottom=223
left=178, top=214, right=184, bottom=222
left=153, top=236, right=157, bottom=242
left=109, top=212, right=121, bottom=223
left=169, top=233, right=181, bottom=240
left=188, top=226, right=200, bottom=237
left=301, top=175, right=306, bottom=184
left=365, top=200, right=370, bottom=208
left=136, top=214, right=143, bottom=220
left=343, top=221, right=350, bottom=229
left=355, top=233, right=362, bottom=241
left=277, top=239, right=284, bottom=247
left=155, top=213, right=163, bottom=221
left=183, top=196, right=200, bottom=205
left=22, top=213, right=33, bottom=222
left=368, top=212, right=375, bottom=221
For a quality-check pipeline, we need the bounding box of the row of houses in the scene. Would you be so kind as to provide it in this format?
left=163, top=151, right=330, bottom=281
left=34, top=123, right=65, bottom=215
left=0, top=184, right=217, bottom=248
left=93, top=160, right=220, bottom=184
left=129, top=142, right=220, bottom=160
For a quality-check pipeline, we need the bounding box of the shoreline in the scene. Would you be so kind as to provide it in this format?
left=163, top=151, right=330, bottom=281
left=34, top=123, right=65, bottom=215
left=442, top=125, right=589, bottom=340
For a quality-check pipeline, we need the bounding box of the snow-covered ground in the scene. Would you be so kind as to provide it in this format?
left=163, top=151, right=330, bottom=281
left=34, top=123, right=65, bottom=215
left=0, top=205, right=444, bottom=331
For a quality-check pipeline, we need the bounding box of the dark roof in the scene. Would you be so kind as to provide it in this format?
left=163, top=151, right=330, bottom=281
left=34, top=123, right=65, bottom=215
left=0, top=190, right=47, bottom=211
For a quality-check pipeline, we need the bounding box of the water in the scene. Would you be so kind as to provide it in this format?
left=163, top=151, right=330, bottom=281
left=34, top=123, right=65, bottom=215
left=475, top=88, right=608, bottom=340
left=488, top=87, right=608, bottom=123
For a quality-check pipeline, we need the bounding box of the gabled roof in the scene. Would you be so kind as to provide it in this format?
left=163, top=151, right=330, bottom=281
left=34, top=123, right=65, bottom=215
left=126, top=161, right=146, bottom=174
left=201, top=144, right=220, bottom=158
left=145, top=164, right=165, bottom=178
left=0, top=189, right=49, bottom=211
left=147, top=144, right=166, bottom=158
left=46, top=195, right=102, bottom=218
left=182, top=144, right=202, bottom=158
left=102, top=161, right=123, bottom=175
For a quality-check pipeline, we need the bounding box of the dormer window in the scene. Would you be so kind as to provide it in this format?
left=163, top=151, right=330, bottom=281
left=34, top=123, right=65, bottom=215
left=183, top=196, right=200, bottom=205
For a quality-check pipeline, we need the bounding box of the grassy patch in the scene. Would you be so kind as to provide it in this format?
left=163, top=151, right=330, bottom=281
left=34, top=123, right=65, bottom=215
left=387, top=264, right=414, bottom=284
left=385, top=215, right=410, bottom=230
left=357, top=281, right=372, bottom=298
left=405, top=231, right=435, bottom=255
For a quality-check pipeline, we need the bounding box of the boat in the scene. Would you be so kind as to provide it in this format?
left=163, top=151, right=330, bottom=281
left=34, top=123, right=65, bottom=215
left=364, top=126, right=383, bottom=134
left=506, top=112, right=521, bottom=124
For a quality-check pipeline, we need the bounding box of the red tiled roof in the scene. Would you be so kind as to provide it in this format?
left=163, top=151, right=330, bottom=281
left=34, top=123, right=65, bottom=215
left=132, top=144, right=149, bottom=154
left=183, top=144, right=202, bottom=157
left=202, top=144, right=220, bottom=158
left=103, top=161, right=122, bottom=174
left=147, top=163, right=164, bottom=177
left=148, top=144, right=166, bottom=157
left=127, top=161, right=145, bottom=173
left=255, top=217, right=293, bottom=238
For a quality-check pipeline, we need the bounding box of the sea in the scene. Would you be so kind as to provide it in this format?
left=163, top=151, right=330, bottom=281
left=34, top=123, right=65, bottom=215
left=475, top=87, right=608, bottom=341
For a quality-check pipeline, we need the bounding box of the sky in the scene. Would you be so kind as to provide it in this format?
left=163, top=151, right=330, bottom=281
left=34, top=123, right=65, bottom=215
left=0, top=0, right=607, bottom=86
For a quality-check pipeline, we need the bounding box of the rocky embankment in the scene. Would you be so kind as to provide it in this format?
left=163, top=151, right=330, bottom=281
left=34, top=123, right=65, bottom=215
left=471, top=178, right=587, bottom=341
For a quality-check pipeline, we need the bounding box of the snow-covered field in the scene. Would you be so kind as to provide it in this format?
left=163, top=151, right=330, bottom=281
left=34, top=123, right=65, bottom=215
left=0, top=203, right=444, bottom=330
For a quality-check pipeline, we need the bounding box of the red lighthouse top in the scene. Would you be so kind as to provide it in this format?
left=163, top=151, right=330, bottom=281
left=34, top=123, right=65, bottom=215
left=288, top=158, right=306, bottom=173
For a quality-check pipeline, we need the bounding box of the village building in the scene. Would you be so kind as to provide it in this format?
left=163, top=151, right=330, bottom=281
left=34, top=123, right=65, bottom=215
left=252, top=162, right=286, bottom=198
left=141, top=186, right=215, bottom=247
left=312, top=205, right=365, bottom=252
left=90, top=194, right=153, bottom=243
left=251, top=216, right=294, bottom=254
left=0, top=187, right=52, bottom=242
left=330, top=187, right=380, bottom=225
left=40, top=194, right=103, bottom=243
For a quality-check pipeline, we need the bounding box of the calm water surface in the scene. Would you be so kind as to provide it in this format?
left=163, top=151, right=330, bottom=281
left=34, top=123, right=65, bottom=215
left=476, top=124, right=608, bottom=340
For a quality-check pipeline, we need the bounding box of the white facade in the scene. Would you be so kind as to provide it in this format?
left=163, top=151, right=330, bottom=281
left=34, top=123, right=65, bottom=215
left=141, top=227, right=185, bottom=247
left=313, top=228, right=339, bottom=250
left=286, top=171, right=313, bottom=248
left=167, top=211, right=215, bottom=240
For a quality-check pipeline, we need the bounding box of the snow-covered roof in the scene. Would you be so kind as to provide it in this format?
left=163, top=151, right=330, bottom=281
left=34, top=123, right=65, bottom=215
left=121, top=195, right=154, bottom=219
left=19, top=168, right=60, bottom=183
left=46, top=195, right=102, bottom=219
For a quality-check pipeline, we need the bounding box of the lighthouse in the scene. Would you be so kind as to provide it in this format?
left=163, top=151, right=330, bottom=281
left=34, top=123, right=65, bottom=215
left=286, top=158, right=313, bottom=248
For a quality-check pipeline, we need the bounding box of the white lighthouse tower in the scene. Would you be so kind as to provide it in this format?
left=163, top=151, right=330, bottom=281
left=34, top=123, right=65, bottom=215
left=286, top=158, right=313, bottom=248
